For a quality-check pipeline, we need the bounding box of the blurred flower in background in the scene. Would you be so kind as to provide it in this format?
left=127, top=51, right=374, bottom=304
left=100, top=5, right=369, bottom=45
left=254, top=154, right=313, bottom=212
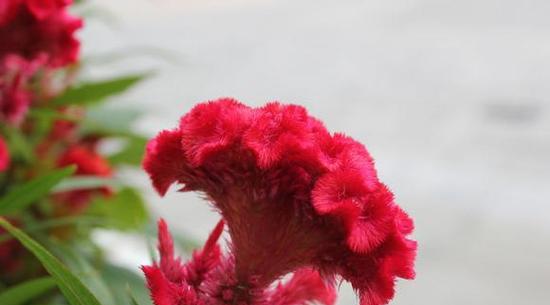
left=0, top=0, right=82, bottom=67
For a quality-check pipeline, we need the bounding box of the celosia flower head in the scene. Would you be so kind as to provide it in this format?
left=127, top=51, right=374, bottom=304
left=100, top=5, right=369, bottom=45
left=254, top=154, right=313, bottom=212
left=143, top=98, right=416, bottom=305
left=0, top=0, right=82, bottom=67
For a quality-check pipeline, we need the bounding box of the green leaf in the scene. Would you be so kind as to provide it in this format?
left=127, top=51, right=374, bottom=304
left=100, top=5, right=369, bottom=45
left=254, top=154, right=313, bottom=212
left=88, top=188, right=149, bottom=231
left=44, top=241, right=116, bottom=305
left=108, top=136, right=147, bottom=166
left=53, top=176, right=120, bottom=193
left=27, top=108, right=79, bottom=121
left=52, top=74, right=149, bottom=106
left=0, top=216, right=106, bottom=244
left=0, top=166, right=76, bottom=215
left=2, top=126, right=34, bottom=163
left=128, top=293, right=142, bottom=305
left=84, top=107, right=143, bottom=135
left=0, top=276, right=56, bottom=305
left=101, top=264, right=152, bottom=305
left=84, top=47, right=181, bottom=66
left=0, top=218, right=102, bottom=305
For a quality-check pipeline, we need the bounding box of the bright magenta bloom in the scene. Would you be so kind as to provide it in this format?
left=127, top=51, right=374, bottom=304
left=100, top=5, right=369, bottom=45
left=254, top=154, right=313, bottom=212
left=143, top=98, right=416, bottom=305
left=0, top=0, right=82, bottom=67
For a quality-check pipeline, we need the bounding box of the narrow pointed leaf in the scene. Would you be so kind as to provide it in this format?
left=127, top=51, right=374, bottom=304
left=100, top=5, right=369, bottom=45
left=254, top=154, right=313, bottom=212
left=0, top=218, right=102, bottom=305
left=52, top=74, right=148, bottom=106
left=0, top=276, right=56, bottom=305
left=53, top=176, right=119, bottom=193
left=88, top=188, right=148, bottom=230
left=0, top=166, right=76, bottom=215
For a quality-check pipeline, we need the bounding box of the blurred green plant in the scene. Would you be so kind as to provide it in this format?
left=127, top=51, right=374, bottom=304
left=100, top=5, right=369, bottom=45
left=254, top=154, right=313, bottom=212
left=0, top=1, right=195, bottom=305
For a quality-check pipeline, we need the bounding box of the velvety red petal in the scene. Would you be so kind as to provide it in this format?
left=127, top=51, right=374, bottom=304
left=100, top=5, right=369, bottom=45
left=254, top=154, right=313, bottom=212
left=269, top=269, right=336, bottom=305
left=143, top=129, right=187, bottom=195
left=179, top=98, right=253, bottom=167
left=312, top=169, right=369, bottom=215
left=156, top=219, right=187, bottom=283
left=339, top=225, right=416, bottom=305
left=0, top=0, right=20, bottom=26
left=243, top=102, right=321, bottom=168
left=183, top=220, right=224, bottom=287
left=25, top=0, right=70, bottom=20
left=143, top=266, right=202, bottom=305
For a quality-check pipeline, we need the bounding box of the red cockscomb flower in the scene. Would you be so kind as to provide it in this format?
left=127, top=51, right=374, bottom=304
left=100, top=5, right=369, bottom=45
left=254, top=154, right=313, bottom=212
left=53, top=144, right=112, bottom=213
left=0, top=135, right=9, bottom=172
left=143, top=98, right=416, bottom=305
left=0, top=0, right=82, bottom=67
left=143, top=219, right=336, bottom=305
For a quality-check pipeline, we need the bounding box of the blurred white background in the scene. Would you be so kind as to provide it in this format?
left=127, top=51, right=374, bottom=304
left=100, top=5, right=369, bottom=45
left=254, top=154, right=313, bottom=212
left=82, top=0, right=550, bottom=304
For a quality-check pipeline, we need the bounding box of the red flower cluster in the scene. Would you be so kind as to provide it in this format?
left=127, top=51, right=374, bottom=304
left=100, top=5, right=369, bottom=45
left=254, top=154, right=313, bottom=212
left=53, top=144, right=113, bottom=213
left=0, top=54, right=44, bottom=124
left=0, top=0, right=81, bottom=125
left=143, top=99, right=416, bottom=305
left=143, top=219, right=336, bottom=305
left=0, top=0, right=82, bottom=67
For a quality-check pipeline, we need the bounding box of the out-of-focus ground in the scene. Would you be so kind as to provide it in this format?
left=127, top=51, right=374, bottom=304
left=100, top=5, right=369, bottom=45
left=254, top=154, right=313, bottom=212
left=83, top=0, right=550, bottom=304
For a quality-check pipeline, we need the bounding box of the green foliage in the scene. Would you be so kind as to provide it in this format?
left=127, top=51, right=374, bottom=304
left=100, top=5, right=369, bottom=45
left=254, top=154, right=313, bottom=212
left=108, top=135, right=148, bottom=166
left=0, top=219, right=102, bottom=305
left=0, top=166, right=76, bottom=215
left=2, top=127, right=34, bottom=163
left=0, top=5, right=159, bottom=305
left=88, top=188, right=149, bottom=231
left=0, top=277, right=56, bottom=305
left=84, top=107, right=143, bottom=135
left=101, top=264, right=152, bottom=305
left=52, top=74, right=149, bottom=106
left=53, top=177, right=120, bottom=193
left=44, top=240, right=117, bottom=305
left=84, top=47, right=181, bottom=66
